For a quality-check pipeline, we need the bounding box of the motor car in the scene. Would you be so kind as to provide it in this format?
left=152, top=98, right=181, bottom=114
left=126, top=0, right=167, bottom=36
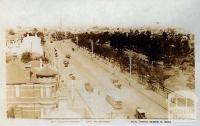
left=63, top=60, right=69, bottom=67
left=135, top=107, right=147, bottom=119
left=105, top=93, right=123, bottom=109
left=65, top=54, right=71, bottom=59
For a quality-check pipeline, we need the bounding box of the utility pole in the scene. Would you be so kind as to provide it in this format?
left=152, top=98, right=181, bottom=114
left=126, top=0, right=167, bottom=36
left=76, top=36, right=79, bottom=49
left=125, top=50, right=135, bottom=85
left=129, top=56, right=132, bottom=80
left=90, top=39, right=94, bottom=58
left=31, top=40, right=32, bottom=53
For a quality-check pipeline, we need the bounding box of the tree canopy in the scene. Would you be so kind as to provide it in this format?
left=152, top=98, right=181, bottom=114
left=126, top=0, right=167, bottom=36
left=21, top=52, right=32, bottom=63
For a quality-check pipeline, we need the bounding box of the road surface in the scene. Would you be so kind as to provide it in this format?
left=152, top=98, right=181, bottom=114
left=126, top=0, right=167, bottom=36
left=45, top=39, right=168, bottom=119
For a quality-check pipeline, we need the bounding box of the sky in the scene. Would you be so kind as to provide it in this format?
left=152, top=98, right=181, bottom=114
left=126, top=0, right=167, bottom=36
left=1, top=0, right=200, bottom=31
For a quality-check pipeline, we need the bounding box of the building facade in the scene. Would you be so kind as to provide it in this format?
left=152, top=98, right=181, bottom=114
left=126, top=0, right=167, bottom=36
left=7, top=60, right=59, bottom=119
left=6, top=35, right=43, bottom=56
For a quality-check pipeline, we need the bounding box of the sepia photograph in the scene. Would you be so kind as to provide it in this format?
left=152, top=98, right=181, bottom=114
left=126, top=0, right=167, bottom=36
left=0, top=0, right=200, bottom=125
left=5, top=26, right=195, bottom=120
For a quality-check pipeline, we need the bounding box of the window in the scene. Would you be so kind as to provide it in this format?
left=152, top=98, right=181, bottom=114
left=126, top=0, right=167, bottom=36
left=41, top=108, right=45, bottom=118
left=40, top=87, right=44, bottom=97
left=16, top=85, right=20, bottom=97
left=46, top=87, right=50, bottom=97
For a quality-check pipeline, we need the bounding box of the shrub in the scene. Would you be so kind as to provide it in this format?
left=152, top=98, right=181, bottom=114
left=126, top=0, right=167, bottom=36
left=21, top=52, right=32, bottom=63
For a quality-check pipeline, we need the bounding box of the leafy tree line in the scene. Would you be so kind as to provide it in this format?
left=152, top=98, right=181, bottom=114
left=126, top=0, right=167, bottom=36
left=51, top=29, right=194, bottom=90
left=69, top=30, right=193, bottom=65
left=51, top=31, right=74, bottom=41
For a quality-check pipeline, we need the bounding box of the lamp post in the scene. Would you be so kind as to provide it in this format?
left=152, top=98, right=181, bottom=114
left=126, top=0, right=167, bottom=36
left=129, top=56, right=132, bottom=80
left=76, top=36, right=79, bottom=48
left=125, top=50, right=134, bottom=81
left=89, top=39, right=94, bottom=58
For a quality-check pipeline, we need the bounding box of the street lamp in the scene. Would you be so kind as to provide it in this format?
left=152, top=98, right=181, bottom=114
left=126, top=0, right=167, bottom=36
left=129, top=56, right=132, bottom=80
left=89, top=39, right=94, bottom=58
left=76, top=36, right=79, bottom=48
left=125, top=50, right=134, bottom=81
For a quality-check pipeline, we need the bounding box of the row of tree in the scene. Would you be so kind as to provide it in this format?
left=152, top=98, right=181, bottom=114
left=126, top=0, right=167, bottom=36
left=74, top=30, right=192, bottom=64
left=50, top=29, right=194, bottom=90
left=51, top=31, right=73, bottom=41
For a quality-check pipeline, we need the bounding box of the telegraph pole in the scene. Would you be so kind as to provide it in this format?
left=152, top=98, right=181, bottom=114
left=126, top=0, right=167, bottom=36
left=125, top=50, right=135, bottom=84
left=129, top=56, right=132, bottom=80
left=76, top=36, right=79, bottom=49
left=90, top=39, right=94, bottom=58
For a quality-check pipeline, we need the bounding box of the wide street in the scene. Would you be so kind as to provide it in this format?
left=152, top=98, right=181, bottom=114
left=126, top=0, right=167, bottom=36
left=45, top=39, right=168, bottom=119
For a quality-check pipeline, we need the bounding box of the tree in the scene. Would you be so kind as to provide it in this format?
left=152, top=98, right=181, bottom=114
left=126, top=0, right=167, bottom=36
left=37, top=32, right=45, bottom=45
left=42, top=56, right=49, bottom=64
left=21, top=52, right=32, bottom=63
left=8, top=29, right=15, bottom=35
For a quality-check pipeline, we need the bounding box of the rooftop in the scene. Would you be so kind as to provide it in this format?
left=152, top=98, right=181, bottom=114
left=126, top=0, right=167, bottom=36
left=6, top=59, right=58, bottom=85
left=6, top=61, right=29, bottom=84
left=36, top=65, right=58, bottom=77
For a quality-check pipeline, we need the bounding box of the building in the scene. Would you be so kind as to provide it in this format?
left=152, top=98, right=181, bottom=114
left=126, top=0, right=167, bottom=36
left=168, top=90, right=196, bottom=119
left=6, top=35, right=43, bottom=56
left=6, top=60, right=59, bottom=119
left=6, top=34, right=23, bottom=47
